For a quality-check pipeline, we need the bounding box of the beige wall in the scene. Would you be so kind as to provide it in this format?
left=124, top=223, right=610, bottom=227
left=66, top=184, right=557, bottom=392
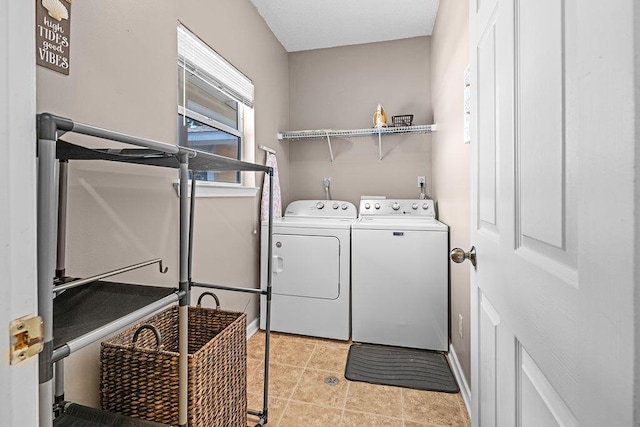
left=430, top=1, right=471, bottom=385
left=36, top=0, right=289, bottom=406
left=288, top=38, right=433, bottom=206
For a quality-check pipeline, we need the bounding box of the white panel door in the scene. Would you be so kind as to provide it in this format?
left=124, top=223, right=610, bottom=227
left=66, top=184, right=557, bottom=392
left=469, top=0, right=636, bottom=425
left=0, top=0, right=38, bottom=425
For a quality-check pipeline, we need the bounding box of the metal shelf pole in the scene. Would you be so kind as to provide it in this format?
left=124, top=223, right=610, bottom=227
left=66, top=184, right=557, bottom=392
left=54, top=159, right=69, bottom=411
left=178, top=154, right=190, bottom=427
left=37, top=115, right=58, bottom=427
left=260, top=168, right=274, bottom=426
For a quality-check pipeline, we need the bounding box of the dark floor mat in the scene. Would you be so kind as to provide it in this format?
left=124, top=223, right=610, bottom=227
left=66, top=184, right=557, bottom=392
left=345, top=343, right=460, bottom=393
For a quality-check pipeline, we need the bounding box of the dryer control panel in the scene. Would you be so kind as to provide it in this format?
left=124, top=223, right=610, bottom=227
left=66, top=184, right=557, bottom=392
left=359, top=199, right=436, bottom=218
left=285, top=200, right=357, bottom=218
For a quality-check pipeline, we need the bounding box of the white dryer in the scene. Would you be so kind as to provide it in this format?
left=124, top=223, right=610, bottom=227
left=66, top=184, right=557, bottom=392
left=260, top=200, right=357, bottom=340
left=351, top=199, right=449, bottom=351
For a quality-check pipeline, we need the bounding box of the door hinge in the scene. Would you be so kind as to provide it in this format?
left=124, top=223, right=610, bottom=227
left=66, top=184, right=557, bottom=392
left=10, top=315, right=44, bottom=365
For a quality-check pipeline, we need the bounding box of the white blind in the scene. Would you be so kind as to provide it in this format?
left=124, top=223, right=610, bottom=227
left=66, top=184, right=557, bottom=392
left=177, top=25, right=254, bottom=108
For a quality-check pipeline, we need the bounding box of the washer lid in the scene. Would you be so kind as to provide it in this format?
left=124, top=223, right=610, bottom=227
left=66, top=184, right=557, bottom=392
left=352, top=217, right=448, bottom=232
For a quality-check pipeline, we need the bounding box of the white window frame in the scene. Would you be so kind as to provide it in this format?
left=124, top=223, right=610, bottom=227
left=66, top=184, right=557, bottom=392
left=176, top=24, right=258, bottom=198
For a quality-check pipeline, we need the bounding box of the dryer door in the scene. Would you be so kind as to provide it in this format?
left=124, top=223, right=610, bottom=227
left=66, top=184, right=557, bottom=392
left=271, top=234, right=340, bottom=299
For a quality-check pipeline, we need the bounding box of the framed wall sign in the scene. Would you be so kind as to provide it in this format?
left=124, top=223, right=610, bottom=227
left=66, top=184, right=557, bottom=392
left=36, top=0, right=71, bottom=75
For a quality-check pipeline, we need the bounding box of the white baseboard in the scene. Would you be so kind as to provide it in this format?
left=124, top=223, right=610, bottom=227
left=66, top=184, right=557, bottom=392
left=246, top=317, right=259, bottom=339
left=449, top=343, right=471, bottom=417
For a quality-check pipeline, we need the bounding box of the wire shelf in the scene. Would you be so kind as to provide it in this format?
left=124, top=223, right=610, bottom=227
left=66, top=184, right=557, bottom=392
left=277, top=124, right=437, bottom=161
left=278, top=124, right=436, bottom=140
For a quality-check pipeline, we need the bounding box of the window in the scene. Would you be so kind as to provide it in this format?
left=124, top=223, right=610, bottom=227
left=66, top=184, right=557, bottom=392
left=177, top=24, right=254, bottom=186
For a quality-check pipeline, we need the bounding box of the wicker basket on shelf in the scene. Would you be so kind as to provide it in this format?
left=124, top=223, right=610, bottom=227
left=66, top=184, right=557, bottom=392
left=100, top=300, right=247, bottom=427
left=391, top=114, right=414, bottom=127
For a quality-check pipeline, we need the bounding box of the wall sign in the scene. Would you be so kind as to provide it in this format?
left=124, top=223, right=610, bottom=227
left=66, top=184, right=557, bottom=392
left=36, top=0, right=71, bottom=75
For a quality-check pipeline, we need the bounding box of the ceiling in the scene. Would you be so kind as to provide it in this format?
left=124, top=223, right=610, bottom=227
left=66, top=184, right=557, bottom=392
left=249, top=0, right=440, bottom=52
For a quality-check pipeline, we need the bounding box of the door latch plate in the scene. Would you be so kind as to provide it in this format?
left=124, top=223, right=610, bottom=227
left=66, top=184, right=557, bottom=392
left=10, top=315, right=44, bottom=365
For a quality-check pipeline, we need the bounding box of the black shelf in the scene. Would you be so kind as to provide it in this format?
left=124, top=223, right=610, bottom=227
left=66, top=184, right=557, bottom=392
left=56, top=139, right=269, bottom=173
left=53, top=281, right=177, bottom=349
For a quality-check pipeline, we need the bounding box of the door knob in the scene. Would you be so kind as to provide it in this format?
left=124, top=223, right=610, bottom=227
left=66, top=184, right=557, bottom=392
left=450, top=246, right=476, bottom=267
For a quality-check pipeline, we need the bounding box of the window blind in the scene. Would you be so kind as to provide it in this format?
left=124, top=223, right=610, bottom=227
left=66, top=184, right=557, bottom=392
left=177, top=25, right=254, bottom=108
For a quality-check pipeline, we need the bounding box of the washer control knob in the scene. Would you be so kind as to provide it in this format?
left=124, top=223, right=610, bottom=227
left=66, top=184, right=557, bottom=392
left=422, top=203, right=430, bottom=210
left=392, top=202, right=400, bottom=211
left=341, top=203, right=348, bottom=210
left=412, top=203, right=419, bottom=210
left=316, top=202, right=325, bottom=209
left=364, top=203, right=371, bottom=210
left=374, top=203, right=381, bottom=210
left=332, top=203, right=339, bottom=210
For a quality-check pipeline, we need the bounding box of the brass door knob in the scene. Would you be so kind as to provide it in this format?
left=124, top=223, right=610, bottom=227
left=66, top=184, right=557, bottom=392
left=450, top=246, right=476, bottom=267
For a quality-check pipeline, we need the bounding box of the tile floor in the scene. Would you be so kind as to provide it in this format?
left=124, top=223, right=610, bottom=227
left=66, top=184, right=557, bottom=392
left=246, top=331, right=470, bottom=427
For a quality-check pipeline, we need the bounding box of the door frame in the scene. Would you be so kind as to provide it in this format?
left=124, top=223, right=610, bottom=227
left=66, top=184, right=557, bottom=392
left=0, top=0, right=39, bottom=425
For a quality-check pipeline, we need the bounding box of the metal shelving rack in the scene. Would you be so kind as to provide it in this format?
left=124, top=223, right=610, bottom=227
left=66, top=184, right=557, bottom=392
left=277, top=124, right=437, bottom=161
left=37, top=113, right=274, bottom=427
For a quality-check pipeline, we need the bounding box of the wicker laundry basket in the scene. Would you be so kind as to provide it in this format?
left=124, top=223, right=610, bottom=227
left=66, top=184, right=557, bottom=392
left=100, top=299, right=247, bottom=427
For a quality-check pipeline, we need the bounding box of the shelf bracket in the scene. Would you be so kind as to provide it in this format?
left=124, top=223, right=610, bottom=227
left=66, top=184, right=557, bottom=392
left=325, top=131, right=335, bottom=162
left=378, top=128, right=383, bottom=160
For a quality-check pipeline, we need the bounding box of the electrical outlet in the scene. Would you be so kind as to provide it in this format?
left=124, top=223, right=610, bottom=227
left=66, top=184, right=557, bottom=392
left=458, top=314, right=463, bottom=338
left=417, top=176, right=426, bottom=187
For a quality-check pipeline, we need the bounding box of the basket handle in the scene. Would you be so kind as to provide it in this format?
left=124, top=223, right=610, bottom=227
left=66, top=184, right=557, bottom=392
left=132, top=324, right=163, bottom=350
left=196, top=291, right=221, bottom=309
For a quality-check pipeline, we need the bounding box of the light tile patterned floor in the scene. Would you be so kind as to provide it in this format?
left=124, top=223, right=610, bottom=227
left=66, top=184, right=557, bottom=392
left=246, top=331, right=470, bottom=427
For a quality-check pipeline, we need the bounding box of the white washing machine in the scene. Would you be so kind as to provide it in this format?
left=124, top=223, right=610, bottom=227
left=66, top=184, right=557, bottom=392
left=260, top=200, right=357, bottom=340
left=351, top=199, right=449, bottom=351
